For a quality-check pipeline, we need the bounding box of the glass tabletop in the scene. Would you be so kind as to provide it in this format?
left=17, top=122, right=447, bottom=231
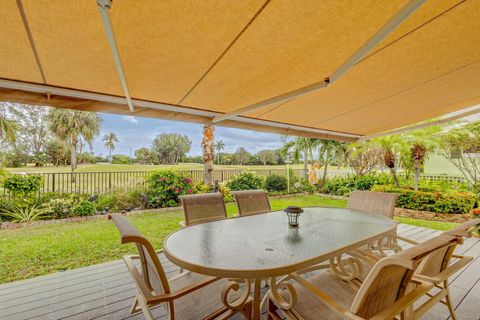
left=163, top=207, right=397, bottom=278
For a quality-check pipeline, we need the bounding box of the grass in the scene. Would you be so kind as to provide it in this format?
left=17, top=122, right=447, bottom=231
left=0, top=194, right=458, bottom=285
left=394, top=217, right=458, bottom=231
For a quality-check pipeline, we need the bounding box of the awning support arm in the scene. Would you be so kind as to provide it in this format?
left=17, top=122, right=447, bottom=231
left=213, top=0, right=426, bottom=123
left=96, top=0, right=135, bottom=112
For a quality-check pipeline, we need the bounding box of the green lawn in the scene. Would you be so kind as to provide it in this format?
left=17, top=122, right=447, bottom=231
left=0, top=195, right=457, bottom=285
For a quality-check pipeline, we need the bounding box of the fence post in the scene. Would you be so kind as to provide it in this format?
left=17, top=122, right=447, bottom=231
left=109, top=172, right=112, bottom=190
left=52, top=173, right=55, bottom=193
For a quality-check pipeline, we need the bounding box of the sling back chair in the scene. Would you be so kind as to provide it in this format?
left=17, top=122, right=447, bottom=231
left=348, top=190, right=402, bottom=255
left=232, top=190, right=271, bottom=216
left=180, top=192, right=227, bottom=227
left=268, top=235, right=462, bottom=320
left=109, top=214, right=250, bottom=320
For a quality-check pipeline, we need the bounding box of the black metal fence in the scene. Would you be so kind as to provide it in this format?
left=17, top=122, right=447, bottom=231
left=3, top=169, right=308, bottom=196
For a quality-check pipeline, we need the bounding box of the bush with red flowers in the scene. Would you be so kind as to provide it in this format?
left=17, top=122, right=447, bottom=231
left=147, top=170, right=195, bottom=207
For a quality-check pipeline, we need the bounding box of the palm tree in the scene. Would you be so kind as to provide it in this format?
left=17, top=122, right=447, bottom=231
left=373, top=135, right=405, bottom=187
left=404, top=126, right=441, bottom=190
left=48, top=109, right=100, bottom=172
left=282, top=137, right=321, bottom=177
left=103, top=133, right=119, bottom=162
left=215, top=140, right=225, bottom=165
left=318, top=139, right=346, bottom=186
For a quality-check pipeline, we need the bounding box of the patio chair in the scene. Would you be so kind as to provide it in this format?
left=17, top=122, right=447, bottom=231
left=109, top=213, right=251, bottom=320
left=353, top=231, right=472, bottom=320
left=180, top=193, right=227, bottom=227
left=232, top=190, right=271, bottom=216
left=268, top=235, right=462, bottom=320
left=348, top=190, right=402, bottom=255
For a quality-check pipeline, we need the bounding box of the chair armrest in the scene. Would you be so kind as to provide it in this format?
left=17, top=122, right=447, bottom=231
left=370, top=282, right=434, bottom=320
left=413, top=255, right=473, bottom=284
left=396, top=235, right=419, bottom=245
left=289, top=272, right=363, bottom=320
left=149, top=276, right=220, bottom=304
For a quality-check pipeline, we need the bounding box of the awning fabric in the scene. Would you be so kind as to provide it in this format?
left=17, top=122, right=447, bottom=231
left=1, top=0, right=479, bottom=141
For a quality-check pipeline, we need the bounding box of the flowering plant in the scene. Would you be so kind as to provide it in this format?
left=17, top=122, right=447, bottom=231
left=147, top=170, right=195, bottom=207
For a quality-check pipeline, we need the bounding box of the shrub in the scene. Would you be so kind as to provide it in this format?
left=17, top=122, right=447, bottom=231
left=265, top=174, right=287, bottom=192
left=39, top=193, right=85, bottom=219
left=1, top=204, right=49, bottom=222
left=225, top=171, right=265, bottom=191
left=372, top=185, right=477, bottom=214
left=96, top=189, right=143, bottom=213
left=292, top=178, right=315, bottom=194
left=3, top=174, right=43, bottom=195
left=0, top=168, right=9, bottom=185
left=72, top=200, right=96, bottom=216
left=323, top=173, right=391, bottom=196
left=147, top=170, right=195, bottom=207
left=218, top=183, right=234, bottom=202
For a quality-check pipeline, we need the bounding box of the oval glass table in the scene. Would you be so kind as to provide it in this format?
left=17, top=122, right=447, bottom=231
left=164, top=207, right=397, bottom=319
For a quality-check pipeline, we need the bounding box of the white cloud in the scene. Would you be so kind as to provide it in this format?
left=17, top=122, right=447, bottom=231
left=122, top=115, right=138, bottom=124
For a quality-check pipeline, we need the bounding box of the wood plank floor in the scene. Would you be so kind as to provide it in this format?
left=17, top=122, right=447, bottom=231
left=0, top=224, right=479, bottom=320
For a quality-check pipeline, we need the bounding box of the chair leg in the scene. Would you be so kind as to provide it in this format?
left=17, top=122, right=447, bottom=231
left=137, top=295, right=155, bottom=320
left=444, top=281, right=457, bottom=320
left=130, top=293, right=141, bottom=314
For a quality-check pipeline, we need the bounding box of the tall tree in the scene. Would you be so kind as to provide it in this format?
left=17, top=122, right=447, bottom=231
left=7, top=104, right=50, bottom=166
left=257, top=150, right=277, bottom=165
left=202, top=125, right=215, bottom=185
left=283, top=137, right=321, bottom=174
left=215, top=140, right=225, bottom=165
left=440, top=121, right=480, bottom=190
left=47, top=109, right=100, bottom=172
left=233, top=147, right=250, bottom=165
left=404, top=126, right=441, bottom=190
left=152, top=133, right=192, bottom=164
left=103, top=132, right=119, bottom=162
left=135, top=147, right=154, bottom=164
left=373, top=135, right=404, bottom=187
left=318, top=139, right=346, bottom=186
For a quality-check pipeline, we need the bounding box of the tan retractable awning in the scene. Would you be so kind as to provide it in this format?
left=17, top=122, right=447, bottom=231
left=1, top=0, right=480, bottom=141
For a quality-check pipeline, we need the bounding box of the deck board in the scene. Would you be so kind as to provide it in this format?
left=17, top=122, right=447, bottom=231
left=1, top=224, right=479, bottom=319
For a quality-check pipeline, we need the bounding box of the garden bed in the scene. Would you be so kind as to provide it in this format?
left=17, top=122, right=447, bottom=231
left=394, top=207, right=473, bottom=223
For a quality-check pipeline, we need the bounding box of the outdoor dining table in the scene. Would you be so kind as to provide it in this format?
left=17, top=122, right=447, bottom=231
left=163, top=207, right=398, bottom=320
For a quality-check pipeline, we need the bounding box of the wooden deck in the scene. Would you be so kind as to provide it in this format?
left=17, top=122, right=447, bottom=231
left=0, top=224, right=479, bottom=320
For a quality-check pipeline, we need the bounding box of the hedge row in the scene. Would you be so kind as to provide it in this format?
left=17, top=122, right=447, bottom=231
left=371, top=185, right=477, bottom=214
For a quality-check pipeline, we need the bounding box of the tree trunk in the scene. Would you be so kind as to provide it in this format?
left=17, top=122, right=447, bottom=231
left=202, top=125, right=215, bottom=186
left=303, top=149, right=308, bottom=177
left=389, top=167, right=400, bottom=187
left=70, top=141, right=77, bottom=183
left=321, top=151, right=329, bottom=186
left=414, top=159, right=421, bottom=191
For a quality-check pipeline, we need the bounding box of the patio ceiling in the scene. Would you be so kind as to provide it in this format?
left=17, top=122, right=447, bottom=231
left=1, top=0, right=480, bottom=141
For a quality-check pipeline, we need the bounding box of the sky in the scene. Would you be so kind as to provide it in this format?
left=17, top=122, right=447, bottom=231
left=92, top=113, right=284, bottom=157
left=91, top=106, right=480, bottom=157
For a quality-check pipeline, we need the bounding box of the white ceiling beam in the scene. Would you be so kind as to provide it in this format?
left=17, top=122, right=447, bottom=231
left=96, top=0, right=134, bottom=112
left=213, top=0, right=427, bottom=123
left=363, top=106, right=480, bottom=140
left=0, top=79, right=360, bottom=140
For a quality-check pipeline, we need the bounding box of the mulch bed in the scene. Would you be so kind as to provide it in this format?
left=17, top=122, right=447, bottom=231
left=394, top=208, right=473, bottom=223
